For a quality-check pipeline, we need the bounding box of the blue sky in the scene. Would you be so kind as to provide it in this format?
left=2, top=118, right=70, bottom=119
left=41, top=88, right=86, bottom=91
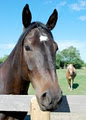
left=0, top=0, right=86, bottom=62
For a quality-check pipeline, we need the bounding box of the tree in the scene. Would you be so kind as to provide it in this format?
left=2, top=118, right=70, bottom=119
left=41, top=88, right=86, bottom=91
left=56, top=46, right=84, bottom=69
left=0, top=55, right=8, bottom=64
left=56, top=51, right=62, bottom=69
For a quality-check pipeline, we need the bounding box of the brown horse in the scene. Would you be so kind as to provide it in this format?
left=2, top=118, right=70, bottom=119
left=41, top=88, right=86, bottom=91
left=0, top=4, right=62, bottom=120
left=66, top=64, right=76, bottom=91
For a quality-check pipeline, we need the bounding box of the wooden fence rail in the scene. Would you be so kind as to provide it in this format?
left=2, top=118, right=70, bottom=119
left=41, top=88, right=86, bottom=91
left=0, top=95, right=86, bottom=120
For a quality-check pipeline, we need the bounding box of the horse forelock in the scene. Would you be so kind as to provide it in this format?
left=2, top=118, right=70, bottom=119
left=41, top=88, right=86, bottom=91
left=67, top=64, right=73, bottom=70
left=67, top=64, right=76, bottom=74
left=18, top=22, right=53, bottom=46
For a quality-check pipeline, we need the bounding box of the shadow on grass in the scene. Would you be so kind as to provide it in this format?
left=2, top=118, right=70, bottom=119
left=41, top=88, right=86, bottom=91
left=73, top=83, right=79, bottom=89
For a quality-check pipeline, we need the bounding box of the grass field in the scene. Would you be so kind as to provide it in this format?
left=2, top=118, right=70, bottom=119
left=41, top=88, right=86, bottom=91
left=28, top=69, right=86, bottom=95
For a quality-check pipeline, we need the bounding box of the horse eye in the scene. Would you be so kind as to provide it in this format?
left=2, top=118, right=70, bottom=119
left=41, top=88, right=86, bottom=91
left=25, top=45, right=31, bottom=51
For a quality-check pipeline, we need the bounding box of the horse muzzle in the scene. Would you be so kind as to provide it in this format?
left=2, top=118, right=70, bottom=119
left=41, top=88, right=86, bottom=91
left=37, top=90, right=63, bottom=111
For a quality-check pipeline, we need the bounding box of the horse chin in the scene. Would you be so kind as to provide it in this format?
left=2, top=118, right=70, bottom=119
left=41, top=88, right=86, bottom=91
left=39, top=104, right=59, bottom=112
left=36, top=95, right=62, bottom=112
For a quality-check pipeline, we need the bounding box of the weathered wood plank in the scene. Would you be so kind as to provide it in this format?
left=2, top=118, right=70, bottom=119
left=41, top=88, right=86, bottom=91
left=0, top=95, right=86, bottom=113
left=56, top=95, right=86, bottom=113
left=0, top=95, right=33, bottom=112
left=50, top=113, right=86, bottom=120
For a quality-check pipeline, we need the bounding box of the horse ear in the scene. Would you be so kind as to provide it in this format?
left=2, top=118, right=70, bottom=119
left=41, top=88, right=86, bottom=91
left=22, top=4, right=32, bottom=28
left=46, top=9, right=58, bottom=30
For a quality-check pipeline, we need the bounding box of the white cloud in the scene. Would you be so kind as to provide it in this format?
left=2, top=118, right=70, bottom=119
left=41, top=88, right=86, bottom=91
left=56, top=1, right=66, bottom=10
left=57, top=40, right=86, bottom=62
left=70, top=0, right=86, bottom=11
left=79, top=16, right=86, bottom=21
left=0, top=43, right=16, bottom=57
left=58, top=40, right=86, bottom=51
left=80, top=0, right=86, bottom=7
left=44, top=0, right=53, bottom=4
left=59, top=1, right=66, bottom=6
left=70, top=3, right=81, bottom=11
left=0, top=43, right=15, bottom=50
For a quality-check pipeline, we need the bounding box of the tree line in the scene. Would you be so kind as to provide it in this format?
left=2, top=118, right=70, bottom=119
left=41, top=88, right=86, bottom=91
left=56, top=46, right=86, bottom=69
left=0, top=46, right=86, bottom=69
left=0, top=55, right=8, bottom=64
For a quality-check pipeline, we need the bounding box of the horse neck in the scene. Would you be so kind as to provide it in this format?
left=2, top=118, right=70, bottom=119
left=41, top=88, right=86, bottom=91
left=2, top=45, right=30, bottom=94
left=5, top=45, right=21, bottom=72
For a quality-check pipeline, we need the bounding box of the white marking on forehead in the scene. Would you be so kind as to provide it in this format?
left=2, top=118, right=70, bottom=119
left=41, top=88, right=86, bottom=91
left=40, top=35, right=48, bottom=42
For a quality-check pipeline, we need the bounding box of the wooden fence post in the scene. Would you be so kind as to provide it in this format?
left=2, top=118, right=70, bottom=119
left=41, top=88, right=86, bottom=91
left=30, top=96, right=50, bottom=120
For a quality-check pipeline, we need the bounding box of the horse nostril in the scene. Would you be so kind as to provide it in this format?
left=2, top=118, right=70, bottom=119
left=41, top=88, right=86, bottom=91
left=61, top=90, right=63, bottom=95
left=40, top=91, right=63, bottom=111
left=41, top=92, right=52, bottom=107
left=49, top=101, right=52, bottom=105
left=42, top=92, right=47, bottom=98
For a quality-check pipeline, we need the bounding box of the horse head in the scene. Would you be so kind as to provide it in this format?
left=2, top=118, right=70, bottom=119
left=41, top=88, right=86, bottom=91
left=21, top=4, right=62, bottom=111
left=67, top=64, right=76, bottom=77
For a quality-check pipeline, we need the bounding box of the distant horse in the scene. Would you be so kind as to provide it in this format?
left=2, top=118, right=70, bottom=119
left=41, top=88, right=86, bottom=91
left=0, top=4, right=62, bottom=120
left=66, top=64, right=76, bottom=91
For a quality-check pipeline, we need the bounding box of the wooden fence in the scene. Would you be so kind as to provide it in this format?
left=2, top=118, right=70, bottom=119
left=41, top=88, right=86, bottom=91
left=0, top=95, right=86, bottom=120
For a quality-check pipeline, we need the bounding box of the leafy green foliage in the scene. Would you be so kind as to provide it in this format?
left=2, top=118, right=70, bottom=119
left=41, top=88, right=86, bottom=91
left=0, top=55, right=8, bottom=64
left=56, top=46, right=85, bottom=69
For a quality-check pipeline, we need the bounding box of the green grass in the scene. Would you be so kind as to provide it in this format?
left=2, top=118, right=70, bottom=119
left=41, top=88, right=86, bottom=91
left=28, top=69, right=86, bottom=95
left=57, top=69, right=86, bottom=95
left=28, top=84, right=35, bottom=95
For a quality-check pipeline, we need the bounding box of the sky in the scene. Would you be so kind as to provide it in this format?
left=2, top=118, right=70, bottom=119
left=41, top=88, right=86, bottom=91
left=0, top=0, right=86, bottom=62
